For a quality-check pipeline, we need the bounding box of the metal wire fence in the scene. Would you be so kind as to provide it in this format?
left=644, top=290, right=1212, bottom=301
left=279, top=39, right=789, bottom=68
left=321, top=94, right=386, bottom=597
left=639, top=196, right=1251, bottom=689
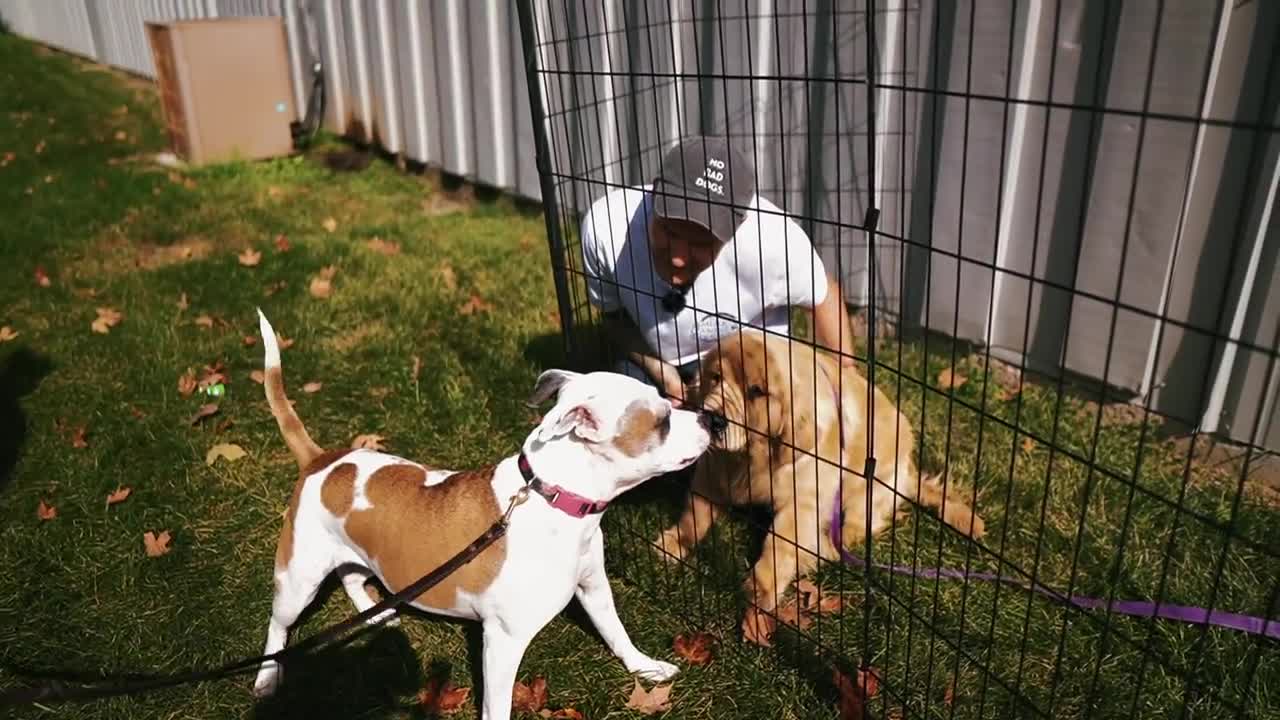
left=515, top=1, right=1280, bottom=717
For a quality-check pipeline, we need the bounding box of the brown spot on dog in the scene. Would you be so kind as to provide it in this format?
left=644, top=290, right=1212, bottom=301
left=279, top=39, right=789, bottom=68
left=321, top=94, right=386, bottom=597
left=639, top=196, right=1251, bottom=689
left=275, top=448, right=355, bottom=570
left=321, top=463, right=358, bottom=515
left=614, top=400, right=662, bottom=457
left=344, top=465, right=505, bottom=608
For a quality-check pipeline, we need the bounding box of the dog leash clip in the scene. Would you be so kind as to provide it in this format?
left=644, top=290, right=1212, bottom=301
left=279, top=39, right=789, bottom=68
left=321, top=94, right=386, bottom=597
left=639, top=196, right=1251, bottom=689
left=503, top=486, right=531, bottom=524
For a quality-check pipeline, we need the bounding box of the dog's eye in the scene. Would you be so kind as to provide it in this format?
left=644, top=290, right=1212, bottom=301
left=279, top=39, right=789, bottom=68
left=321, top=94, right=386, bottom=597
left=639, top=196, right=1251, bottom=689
left=706, top=372, right=721, bottom=384
left=747, top=384, right=768, bottom=399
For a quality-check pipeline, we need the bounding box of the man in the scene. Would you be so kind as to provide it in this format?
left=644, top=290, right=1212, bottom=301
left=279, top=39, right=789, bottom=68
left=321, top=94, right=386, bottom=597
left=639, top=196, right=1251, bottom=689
left=580, top=135, right=856, bottom=404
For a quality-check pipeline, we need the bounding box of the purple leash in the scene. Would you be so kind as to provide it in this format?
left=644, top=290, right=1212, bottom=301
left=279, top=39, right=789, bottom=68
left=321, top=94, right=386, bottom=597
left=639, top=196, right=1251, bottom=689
left=818, top=366, right=1278, bottom=641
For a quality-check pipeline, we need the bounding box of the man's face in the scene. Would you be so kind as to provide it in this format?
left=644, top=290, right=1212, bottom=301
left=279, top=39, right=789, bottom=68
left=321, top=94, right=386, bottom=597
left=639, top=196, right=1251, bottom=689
left=649, top=216, right=723, bottom=288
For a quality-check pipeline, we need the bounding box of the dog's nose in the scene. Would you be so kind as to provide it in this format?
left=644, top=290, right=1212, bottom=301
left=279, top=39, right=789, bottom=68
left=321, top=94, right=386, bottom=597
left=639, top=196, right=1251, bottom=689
left=700, top=410, right=728, bottom=435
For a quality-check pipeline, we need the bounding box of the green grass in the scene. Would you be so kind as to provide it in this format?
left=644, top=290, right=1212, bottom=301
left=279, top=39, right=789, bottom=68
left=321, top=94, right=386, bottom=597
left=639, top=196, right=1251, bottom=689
left=0, top=35, right=1276, bottom=720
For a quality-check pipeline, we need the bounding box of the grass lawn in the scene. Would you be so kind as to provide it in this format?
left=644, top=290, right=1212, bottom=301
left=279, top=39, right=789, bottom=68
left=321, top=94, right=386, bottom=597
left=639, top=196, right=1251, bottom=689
left=1, top=32, right=1277, bottom=720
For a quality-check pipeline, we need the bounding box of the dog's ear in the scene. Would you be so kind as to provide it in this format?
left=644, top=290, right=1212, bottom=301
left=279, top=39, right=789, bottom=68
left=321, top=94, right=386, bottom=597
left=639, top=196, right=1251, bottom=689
left=526, top=369, right=579, bottom=408
left=535, top=402, right=605, bottom=443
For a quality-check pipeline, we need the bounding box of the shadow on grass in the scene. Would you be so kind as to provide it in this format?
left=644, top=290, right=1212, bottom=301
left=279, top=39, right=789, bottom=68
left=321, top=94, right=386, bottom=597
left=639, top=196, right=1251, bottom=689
left=0, top=346, right=54, bottom=493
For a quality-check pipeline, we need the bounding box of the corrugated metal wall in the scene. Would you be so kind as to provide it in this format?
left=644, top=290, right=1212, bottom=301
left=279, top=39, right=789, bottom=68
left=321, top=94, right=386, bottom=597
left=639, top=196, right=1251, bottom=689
left=2, top=0, right=1276, bottom=451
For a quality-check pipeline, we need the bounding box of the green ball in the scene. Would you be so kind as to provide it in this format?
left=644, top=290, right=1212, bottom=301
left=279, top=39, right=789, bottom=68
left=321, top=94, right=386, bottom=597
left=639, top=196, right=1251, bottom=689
left=205, top=383, right=226, bottom=397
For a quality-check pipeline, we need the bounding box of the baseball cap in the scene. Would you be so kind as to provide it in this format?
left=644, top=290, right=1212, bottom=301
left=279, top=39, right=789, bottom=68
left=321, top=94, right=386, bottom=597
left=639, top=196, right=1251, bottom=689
left=652, top=136, right=755, bottom=245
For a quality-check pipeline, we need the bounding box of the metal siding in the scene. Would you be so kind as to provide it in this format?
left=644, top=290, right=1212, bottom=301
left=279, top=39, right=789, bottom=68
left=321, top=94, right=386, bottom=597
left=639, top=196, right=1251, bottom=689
left=1, top=0, right=1275, bottom=449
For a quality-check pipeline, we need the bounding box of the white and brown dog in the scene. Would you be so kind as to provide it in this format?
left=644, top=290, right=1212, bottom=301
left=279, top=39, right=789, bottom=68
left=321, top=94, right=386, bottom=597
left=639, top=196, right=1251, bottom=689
left=250, top=310, right=712, bottom=719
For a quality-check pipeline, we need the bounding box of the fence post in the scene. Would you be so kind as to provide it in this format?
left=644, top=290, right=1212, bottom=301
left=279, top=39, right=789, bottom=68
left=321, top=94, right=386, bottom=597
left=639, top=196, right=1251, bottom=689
left=514, top=0, right=578, bottom=363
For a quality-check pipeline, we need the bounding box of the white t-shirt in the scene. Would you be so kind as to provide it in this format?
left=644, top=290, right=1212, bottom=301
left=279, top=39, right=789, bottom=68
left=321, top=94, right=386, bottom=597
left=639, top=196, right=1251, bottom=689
left=580, top=185, right=829, bottom=366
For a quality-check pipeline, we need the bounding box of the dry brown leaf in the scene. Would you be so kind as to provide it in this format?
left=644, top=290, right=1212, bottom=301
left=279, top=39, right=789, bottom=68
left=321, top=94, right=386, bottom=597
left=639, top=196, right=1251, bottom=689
left=114, top=130, right=128, bottom=142
left=264, top=280, right=287, bottom=296
left=412, top=355, right=422, bottom=380
left=177, top=292, right=189, bottom=311
left=321, top=217, right=338, bottom=233
left=416, top=678, right=470, bottom=715
left=198, top=361, right=226, bottom=389
left=34, top=139, right=46, bottom=154
left=540, top=710, right=584, bottom=719
left=143, top=530, right=171, bottom=557
left=34, top=266, right=51, bottom=287
left=302, top=382, right=322, bottom=394
left=205, top=442, right=247, bottom=465
left=194, top=314, right=214, bottom=329
left=834, top=666, right=881, bottom=720
left=351, top=434, right=386, bottom=451
left=816, top=594, right=850, bottom=615
left=742, top=606, right=775, bottom=647
left=944, top=677, right=956, bottom=707
left=273, top=234, right=290, bottom=252
left=437, top=262, right=458, bottom=291
left=369, top=386, right=391, bottom=399
left=113, top=104, right=129, bottom=115
left=1022, top=436, right=1035, bottom=453
left=0, top=326, right=18, bottom=342
left=776, top=599, right=814, bottom=631
left=189, top=403, right=219, bottom=425
left=309, top=266, right=336, bottom=299
left=106, top=486, right=132, bottom=506
left=512, top=677, right=549, bottom=713
left=237, top=248, right=262, bottom=267
left=249, top=370, right=266, bottom=384
left=0, top=151, right=14, bottom=167
left=672, top=632, right=715, bottom=666
left=182, top=177, right=196, bottom=189
left=128, top=405, right=146, bottom=420
left=267, top=185, right=283, bottom=198
left=70, top=425, right=88, bottom=449
left=459, top=294, right=493, bottom=316
left=243, top=335, right=257, bottom=346
left=91, top=307, right=123, bottom=334
left=178, top=370, right=197, bottom=396
left=625, top=679, right=673, bottom=716
left=365, top=237, right=401, bottom=255
left=938, top=367, right=967, bottom=391
left=37, top=500, right=57, bottom=521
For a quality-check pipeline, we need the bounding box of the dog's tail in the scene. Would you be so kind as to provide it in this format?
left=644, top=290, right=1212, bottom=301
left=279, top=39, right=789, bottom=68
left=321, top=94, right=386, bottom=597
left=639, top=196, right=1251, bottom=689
left=257, top=308, right=323, bottom=471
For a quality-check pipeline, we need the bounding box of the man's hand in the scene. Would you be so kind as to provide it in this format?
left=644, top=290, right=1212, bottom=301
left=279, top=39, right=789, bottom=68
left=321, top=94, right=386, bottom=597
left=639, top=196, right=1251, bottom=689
left=813, top=270, right=857, bottom=366
left=628, top=352, right=689, bottom=407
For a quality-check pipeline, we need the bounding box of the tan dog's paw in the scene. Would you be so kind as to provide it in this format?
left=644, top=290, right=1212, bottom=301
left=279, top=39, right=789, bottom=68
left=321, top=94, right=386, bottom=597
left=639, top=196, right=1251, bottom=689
left=967, top=512, right=986, bottom=540
left=652, top=528, right=689, bottom=564
left=741, top=606, right=776, bottom=647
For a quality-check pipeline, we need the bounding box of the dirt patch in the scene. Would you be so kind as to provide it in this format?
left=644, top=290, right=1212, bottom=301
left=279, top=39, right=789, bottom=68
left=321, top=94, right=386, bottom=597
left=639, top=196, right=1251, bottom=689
left=76, top=233, right=213, bottom=277
left=1173, top=434, right=1280, bottom=509
left=326, top=321, right=389, bottom=353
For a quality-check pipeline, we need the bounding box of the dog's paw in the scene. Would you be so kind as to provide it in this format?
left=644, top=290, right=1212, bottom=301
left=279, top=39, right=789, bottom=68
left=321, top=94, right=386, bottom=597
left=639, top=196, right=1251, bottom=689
left=252, top=666, right=282, bottom=698
left=968, top=513, right=986, bottom=540
left=632, top=659, right=680, bottom=683
left=651, top=529, right=688, bottom=564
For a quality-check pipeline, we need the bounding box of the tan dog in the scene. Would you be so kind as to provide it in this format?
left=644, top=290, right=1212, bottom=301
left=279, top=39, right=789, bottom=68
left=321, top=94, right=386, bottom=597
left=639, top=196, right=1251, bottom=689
left=652, top=329, right=984, bottom=629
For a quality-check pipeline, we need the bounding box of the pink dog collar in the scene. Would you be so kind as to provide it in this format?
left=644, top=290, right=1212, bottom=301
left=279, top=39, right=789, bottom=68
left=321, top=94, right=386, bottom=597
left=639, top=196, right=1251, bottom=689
left=517, top=453, right=609, bottom=518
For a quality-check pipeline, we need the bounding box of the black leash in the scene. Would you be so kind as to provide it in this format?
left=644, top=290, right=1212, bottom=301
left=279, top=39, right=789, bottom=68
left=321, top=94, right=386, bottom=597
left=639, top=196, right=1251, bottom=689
left=0, top=488, right=530, bottom=708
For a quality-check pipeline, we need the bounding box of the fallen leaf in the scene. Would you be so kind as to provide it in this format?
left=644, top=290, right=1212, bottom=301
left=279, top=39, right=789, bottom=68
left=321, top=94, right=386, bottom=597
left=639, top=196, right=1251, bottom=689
left=198, top=361, right=226, bottom=389
left=775, top=599, right=814, bottom=631
left=37, top=500, right=57, bottom=520
left=214, top=418, right=234, bottom=433
left=834, top=666, right=881, bottom=720
left=302, top=382, right=322, bottom=393
left=309, top=266, right=337, bottom=299
left=540, top=710, right=584, bottom=719
left=459, top=293, right=493, bottom=316
left=178, top=369, right=197, bottom=396
left=91, top=307, right=123, bottom=334
left=44, top=174, right=54, bottom=183
left=267, top=185, right=283, bottom=198
left=938, top=367, right=967, bottom=391
left=365, top=237, right=401, bottom=255
left=672, top=632, right=715, bottom=666
left=189, top=403, right=219, bottom=425
left=742, top=606, right=775, bottom=647
left=194, top=314, right=215, bottom=329
left=114, top=130, right=128, bottom=142
left=128, top=405, right=146, bottom=420
left=1022, top=436, right=1035, bottom=453
left=816, top=594, right=850, bottom=615
left=249, top=370, right=266, bottom=384
left=205, top=443, right=247, bottom=465
left=273, top=234, right=290, bottom=252
left=143, top=530, right=172, bottom=557
left=106, top=486, right=132, bottom=506
left=0, top=151, right=14, bottom=166
left=0, top=326, right=17, bottom=342
left=625, top=679, right=673, bottom=715
left=351, top=434, right=386, bottom=451
left=416, top=678, right=470, bottom=715
left=512, top=677, right=548, bottom=713
left=369, top=386, right=391, bottom=398
left=243, top=335, right=257, bottom=346
left=278, top=336, right=295, bottom=349
left=437, top=262, right=457, bottom=291
left=35, top=139, right=46, bottom=154
left=182, top=177, right=196, bottom=189
left=177, top=292, right=189, bottom=311
left=265, top=280, right=287, bottom=296
left=70, top=425, right=88, bottom=449
left=321, top=217, right=338, bottom=233
left=238, top=248, right=262, bottom=267
left=944, top=676, right=956, bottom=707
left=113, top=104, right=129, bottom=115
left=412, top=355, right=422, bottom=381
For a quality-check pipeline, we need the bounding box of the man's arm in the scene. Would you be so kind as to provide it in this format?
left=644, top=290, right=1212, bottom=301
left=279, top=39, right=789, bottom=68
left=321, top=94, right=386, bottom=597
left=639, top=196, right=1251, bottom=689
left=812, top=270, right=857, bottom=366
